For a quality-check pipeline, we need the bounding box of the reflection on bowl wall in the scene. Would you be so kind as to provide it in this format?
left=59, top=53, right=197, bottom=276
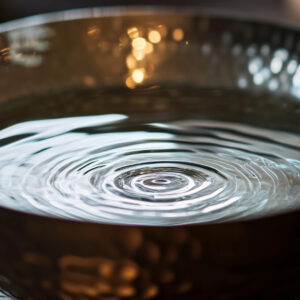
left=0, top=8, right=299, bottom=300
left=1, top=9, right=300, bottom=101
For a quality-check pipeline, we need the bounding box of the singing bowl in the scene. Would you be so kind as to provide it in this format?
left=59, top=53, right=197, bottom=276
left=0, top=7, right=300, bottom=300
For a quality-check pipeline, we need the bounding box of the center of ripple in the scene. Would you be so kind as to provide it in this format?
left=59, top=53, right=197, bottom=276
left=109, top=166, right=214, bottom=202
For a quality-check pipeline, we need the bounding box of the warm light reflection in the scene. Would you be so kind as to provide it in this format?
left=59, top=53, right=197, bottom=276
left=132, top=68, right=145, bottom=83
left=0, top=47, right=9, bottom=54
left=132, top=37, right=146, bottom=50
left=148, top=30, right=161, bottom=44
left=116, top=285, right=136, bottom=297
left=157, top=25, right=168, bottom=37
left=97, top=260, right=114, bottom=277
left=59, top=255, right=141, bottom=298
left=127, top=27, right=139, bottom=39
left=132, top=49, right=145, bottom=60
left=0, top=47, right=11, bottom=63
left=173, top=28, right=184, bottom=41
left=118, top=263, right=139, bottom=281
left=125, top=24, right=166, bottom=89
left=96, top=281, right=111, bottom=294
left=56, top=230, right=198, bottom=299
left=144, top=241, right=160, bottom=262
left=143, top=285, right=159, bottom=299
left=126, top=55, right=136, bottom=69
left=87, top=26, right=100, bottom=37
left=125, top=76, right=136, bottom=89
left=145, top=42, right=154, bottom=54
left=83, top=75, right=96, bottom=87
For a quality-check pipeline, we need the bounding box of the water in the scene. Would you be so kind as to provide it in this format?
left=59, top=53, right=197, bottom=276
left=0, top=88, right=299, bottom=225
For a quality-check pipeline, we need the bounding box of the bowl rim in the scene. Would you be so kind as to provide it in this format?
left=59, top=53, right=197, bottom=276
left=0, top=5, right=300, bottom=34
left=0, top=5, right=299, bottom=227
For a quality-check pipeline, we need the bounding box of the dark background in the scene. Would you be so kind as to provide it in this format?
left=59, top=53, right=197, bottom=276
left=0, top=0, right=284, bottom=23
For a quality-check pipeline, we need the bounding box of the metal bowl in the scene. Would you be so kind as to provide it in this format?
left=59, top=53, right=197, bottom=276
left=0, top=7, right=299, bottom=300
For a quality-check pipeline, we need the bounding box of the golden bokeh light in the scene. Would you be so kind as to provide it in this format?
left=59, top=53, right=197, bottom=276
left=148, top=30, right=161, bottom=44
left=116, top=285, right=136, bottom=297
left=125, top=76, right=136, bottom=89
left=157, top=25, right=168, bottom=37
left=132, top=49, right=145, bottom=61
left=87, top=26, right=100, bottom=37
left=96, top=281, right=111, bottom=294
left=125, top=24, right=167, bottom=88
left=126, top=55, right=137, bottom=69
left=132, top=68, right=145, bottom=83
left=127, top=27, right=139, bottom=39
left=143, top=285, right=158, bottom=299
left=132, top=37, right=147, bottom=50
left=173, top=28, right=184, bottom=41
left=118, top=262, right=139, bottom=281
left=0, top=47, right=9, bottom=54
left=83, top=75, right=96, bottom=87
left=145, top=42, right=154, bottom=54
left=97, top=260, right=114, bottom=277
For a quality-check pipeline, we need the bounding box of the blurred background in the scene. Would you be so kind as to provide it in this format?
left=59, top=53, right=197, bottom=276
left=0, top=0, right=293, bottom=23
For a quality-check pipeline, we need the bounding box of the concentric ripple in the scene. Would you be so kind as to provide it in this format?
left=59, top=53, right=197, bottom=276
left=0, top=114, right=299, bottom=225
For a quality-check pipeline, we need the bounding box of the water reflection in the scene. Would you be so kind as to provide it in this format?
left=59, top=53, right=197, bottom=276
left=55, top=228, right=199, bottom=299
left=59, top=256, right=138, bottom=298
left=87, top=26, right=101, bottom=39
left=0, top=291, right=13, bottom=299
left=237, top=36, right=300, bottom=96
left=2, top=14, right=298, bottom=100
left=126, top=28, right=151, bottom=87
left=124, top=24, right=186, bottom=88
left=148, top=30, right=161, bottom=44
left=75, top=18, right=297, bottom=99
left=5, top=26, right=53, bottom=67
left=132, top=68, right=145, bottom=83
left=172, top=28, right=184, bottom=42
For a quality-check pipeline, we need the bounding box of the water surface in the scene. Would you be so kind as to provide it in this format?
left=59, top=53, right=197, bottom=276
left=0, top=101, right=299, bottom=225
